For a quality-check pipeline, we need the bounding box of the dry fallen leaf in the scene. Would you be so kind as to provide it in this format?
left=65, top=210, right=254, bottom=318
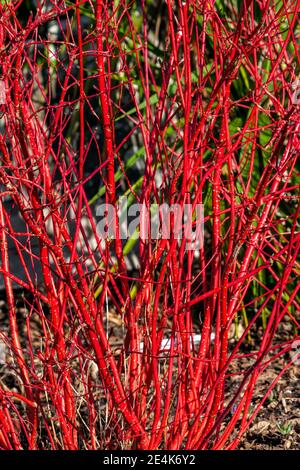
left=250, top=420, right=270, bottom=434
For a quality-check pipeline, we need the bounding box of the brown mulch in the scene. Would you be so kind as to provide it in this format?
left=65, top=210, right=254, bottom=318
left=237, top=362, right=300, bottom=450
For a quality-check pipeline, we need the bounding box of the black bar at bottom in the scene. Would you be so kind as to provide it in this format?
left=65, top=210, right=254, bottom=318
left=0, top=450, right=299, bottom=466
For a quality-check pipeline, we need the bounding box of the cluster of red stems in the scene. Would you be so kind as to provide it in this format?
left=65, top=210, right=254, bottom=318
left=0, top=0, right=299, bottom=450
